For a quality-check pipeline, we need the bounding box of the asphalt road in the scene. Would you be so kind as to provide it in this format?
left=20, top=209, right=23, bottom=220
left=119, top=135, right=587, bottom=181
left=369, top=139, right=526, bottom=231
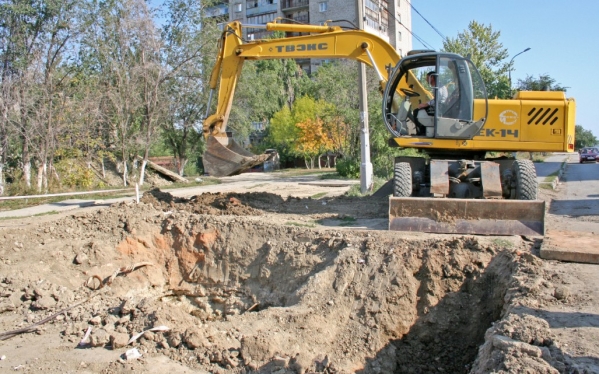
left=546, top=152, right=599, bottom=232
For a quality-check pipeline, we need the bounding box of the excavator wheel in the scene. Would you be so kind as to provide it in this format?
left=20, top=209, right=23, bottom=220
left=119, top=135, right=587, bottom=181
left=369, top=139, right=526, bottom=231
left=512, top=159, right=538, bottom=200
left=393, top=162, right=412, bottom=197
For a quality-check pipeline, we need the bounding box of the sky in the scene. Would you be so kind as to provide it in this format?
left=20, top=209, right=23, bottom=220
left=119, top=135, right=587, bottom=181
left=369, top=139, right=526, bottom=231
left=409, top=0, right=597, bottom=136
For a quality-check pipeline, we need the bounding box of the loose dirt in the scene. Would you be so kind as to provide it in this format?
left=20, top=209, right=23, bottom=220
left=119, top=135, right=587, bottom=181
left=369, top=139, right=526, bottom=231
left=0, top=169, right=597, bottom=373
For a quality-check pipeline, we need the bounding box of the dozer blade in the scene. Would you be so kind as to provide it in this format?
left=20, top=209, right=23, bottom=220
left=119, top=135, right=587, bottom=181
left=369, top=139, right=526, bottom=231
left=389, top=197, right=545, bottom=236
left=203, top=136, right=270, bottom=177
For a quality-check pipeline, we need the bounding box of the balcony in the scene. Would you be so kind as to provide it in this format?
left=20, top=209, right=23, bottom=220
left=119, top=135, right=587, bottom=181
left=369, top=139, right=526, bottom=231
left=281, top=0, right=309, bottom=11
left=246, top=2, right=278, bottom=16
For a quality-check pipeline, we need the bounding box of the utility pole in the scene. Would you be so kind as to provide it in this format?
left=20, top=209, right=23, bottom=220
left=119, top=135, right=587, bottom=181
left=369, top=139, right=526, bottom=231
left=357, top=0, right=373, bottom=194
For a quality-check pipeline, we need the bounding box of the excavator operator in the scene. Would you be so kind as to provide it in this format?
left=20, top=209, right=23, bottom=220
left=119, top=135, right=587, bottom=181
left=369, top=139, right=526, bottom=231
left=413, top=69, right=458, bottom=136
left=413, top=71, right=446, bottom=135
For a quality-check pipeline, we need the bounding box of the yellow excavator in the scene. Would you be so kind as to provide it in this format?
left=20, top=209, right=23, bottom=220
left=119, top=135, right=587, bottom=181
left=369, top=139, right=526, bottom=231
left=202, top=20, right=576, bottom=236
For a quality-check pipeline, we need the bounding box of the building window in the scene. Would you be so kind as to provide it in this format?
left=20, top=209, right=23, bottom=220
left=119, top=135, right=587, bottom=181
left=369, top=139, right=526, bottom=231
left=398, top=31, right=402, bottom=41
left=319, top=2, right=327, bottom=12
left=398, top=49, right=402, bottom=57
left=235, top=3, right=242, bottom=12
left=397, top=13, right=401, bottom=24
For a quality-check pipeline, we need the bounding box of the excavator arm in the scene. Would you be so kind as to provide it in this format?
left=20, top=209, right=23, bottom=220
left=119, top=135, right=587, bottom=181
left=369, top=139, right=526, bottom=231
left=202, top=20, right=402, bottom=176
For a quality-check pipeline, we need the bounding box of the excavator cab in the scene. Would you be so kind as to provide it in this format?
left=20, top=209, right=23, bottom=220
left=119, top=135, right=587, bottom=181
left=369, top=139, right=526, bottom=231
left=383, top=52, right=488, bottom=140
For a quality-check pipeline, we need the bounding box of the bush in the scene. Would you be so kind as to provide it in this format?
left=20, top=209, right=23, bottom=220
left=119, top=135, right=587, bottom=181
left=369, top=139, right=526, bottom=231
left=336, top=157, right=360, bottom=178
left=55, top=159, right=95, bottom=188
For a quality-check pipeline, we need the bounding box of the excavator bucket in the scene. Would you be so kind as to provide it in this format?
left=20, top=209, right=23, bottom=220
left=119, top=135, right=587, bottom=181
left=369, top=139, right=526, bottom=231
left=389, top=197, right=545, bottom=236
left=203, top=136, right=271, bottom=177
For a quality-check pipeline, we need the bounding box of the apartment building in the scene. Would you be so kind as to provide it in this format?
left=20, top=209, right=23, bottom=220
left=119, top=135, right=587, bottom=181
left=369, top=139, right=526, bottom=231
left=207, top=0, right=412, bottom=72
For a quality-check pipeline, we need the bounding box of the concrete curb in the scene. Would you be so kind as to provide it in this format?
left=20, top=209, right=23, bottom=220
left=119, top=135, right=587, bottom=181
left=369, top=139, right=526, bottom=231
left=538, top=159, right=568, bottom=190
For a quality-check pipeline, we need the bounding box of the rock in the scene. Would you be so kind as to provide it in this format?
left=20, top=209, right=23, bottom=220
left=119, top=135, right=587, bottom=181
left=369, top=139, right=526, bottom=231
left=492, top=335, right=542, bottom=357
left=554, top=286, right=570, bottom=300
left=33, top=288, right=47, bottom=299
left=90, top=328, right=110, bottom=347
left=32, top=297, right=56, bottom=310
left=120, top=299, right=136, bottom=315
left=104, top=314, right=119, bottom=326
left=110, top=332, right=130, bottom=349
left=184, top=327, right=204, bottom=349
left=89, top=316, right=102, bottom=325
left=143, top=331, right=155, bottom=342
left=0, top=301, right=15, bottom=313
left=272, top=355, right=290, bottom=368
left=74, top=253, right=88, bottom=265
left=167, top=330, right=182, bottom=348
left=9, top=292, right=23, bottom=307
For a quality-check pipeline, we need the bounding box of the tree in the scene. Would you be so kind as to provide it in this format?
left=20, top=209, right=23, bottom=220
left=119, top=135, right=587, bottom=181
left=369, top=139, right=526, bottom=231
left=443, top=21, right=511, bottom=99
left=160, top=0, right=220, bottom=176
left=0, top=0, right=84, bottom=192
left=516, top=74, right=567, bottom=92
left=575, top=125, right=597, bottom=150
left=267, top=95, right=338, bottom=168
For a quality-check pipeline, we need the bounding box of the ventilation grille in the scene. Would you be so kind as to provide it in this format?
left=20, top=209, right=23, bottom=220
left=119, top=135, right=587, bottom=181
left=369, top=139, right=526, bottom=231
left=527, top=107, right=559, bottom=125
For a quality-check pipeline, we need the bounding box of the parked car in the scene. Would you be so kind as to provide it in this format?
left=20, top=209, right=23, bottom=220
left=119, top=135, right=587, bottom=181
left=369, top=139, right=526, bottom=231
left=579, top=147, right=599, bottom=163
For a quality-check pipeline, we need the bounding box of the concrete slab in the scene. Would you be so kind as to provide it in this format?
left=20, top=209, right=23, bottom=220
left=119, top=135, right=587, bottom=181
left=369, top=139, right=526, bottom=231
left=541, top=231, right=599, bottom=264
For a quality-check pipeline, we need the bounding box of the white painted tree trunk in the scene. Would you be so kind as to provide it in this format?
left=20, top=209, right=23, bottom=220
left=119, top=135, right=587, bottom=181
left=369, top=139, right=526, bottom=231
left=122, top=160, right=128, bottom=186
left=0, top=163, right=4, bottom=196
left=178, top=158, right=188, bottom=176
left=23, top=162, right=31, bottom=188
left=139, top=159, right=147, bottom=186
left=36, top=161, right=47, bottom=192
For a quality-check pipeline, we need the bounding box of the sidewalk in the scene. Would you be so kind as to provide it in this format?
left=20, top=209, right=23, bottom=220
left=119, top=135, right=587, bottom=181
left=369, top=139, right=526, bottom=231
left=0, top=197, right=134, bottom=219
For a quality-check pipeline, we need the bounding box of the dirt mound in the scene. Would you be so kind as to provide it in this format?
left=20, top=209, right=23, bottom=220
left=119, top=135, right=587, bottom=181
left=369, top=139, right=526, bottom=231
left=141, top=188, right=388, bottom=220
left=0, top=189, right=580, bottom=373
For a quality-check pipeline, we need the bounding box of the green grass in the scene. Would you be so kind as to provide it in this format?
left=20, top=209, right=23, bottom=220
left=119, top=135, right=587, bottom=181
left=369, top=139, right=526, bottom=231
left=273, top=168, right=336, bottom=177
left=319, top=171, right=348, bottom=180
left=167, top=177, right=221, bottom=189
left=285, top=221, right=317, bottom=228
left=491, top=238, right=514, bottom=248
left=338, top=216, right=357, bottom=226
left=310, top=192, right=328, bottom=199
left=345, top=176, right=388, bottom=197
left=540, top=170, right=560, bottom=188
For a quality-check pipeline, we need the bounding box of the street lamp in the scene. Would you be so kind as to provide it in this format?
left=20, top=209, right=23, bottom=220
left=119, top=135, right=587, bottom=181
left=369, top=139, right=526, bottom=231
left=508, top=47, right=531, bottom=90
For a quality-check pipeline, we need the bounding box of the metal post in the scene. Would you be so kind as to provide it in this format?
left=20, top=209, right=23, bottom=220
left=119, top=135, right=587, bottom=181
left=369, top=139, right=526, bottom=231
left=357, top=0, right=373, bottom=194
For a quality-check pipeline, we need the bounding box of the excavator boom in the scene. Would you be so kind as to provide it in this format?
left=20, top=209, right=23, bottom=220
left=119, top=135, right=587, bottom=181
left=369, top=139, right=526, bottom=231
left=202, top=21, right=400, bottom=176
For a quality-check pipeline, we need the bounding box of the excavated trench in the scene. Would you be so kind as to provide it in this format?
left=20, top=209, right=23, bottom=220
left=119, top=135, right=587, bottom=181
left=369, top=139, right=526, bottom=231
left=0, top=190, right=528, bottom=373
left=112, top=196, right=520, bottom=373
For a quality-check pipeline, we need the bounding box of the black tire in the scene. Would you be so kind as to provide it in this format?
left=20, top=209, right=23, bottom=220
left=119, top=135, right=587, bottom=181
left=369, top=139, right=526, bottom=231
left=393, top=162, right=412, bottom=197
left=512, top=159, right=537, bottom=200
